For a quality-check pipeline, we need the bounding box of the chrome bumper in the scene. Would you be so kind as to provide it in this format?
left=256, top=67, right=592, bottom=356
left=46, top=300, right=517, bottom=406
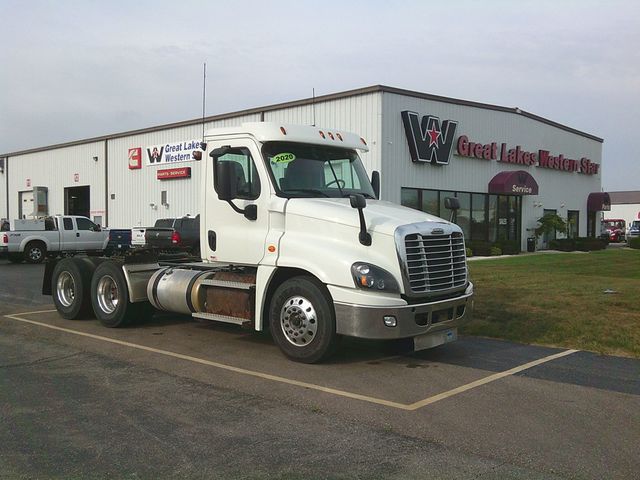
left=334, top=283, right=474, bottom=339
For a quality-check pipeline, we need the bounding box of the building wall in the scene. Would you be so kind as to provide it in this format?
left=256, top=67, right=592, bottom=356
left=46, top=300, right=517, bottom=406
left=7, top=142, right=105, bottom=225
left=380, top=92, right=603, bottom=248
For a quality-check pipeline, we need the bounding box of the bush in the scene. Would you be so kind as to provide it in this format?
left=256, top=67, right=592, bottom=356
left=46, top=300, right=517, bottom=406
left=549, top=238, right=576, bottom=251
left=574, top=237, right=608, bottom=251
left=466, top=240, right=492, bottom=256
left=490, top=246, right=502, bottom=256
left=465, top=247, right=473, bottom=257
left=627, top=237, right=640, bottom=249
left=494, top=240, right=520, bottom=255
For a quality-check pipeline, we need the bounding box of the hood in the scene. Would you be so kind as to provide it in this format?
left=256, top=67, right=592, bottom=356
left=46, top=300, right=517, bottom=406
left=284, top=198, right=452, bottom=236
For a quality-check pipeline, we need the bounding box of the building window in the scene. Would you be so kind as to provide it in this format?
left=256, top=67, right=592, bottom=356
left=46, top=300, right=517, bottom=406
left=567, top=210, right=579, bottom=239
left=401, top=188, right=419, bottom=210
left=421, top=190, right=438, bottom=216
left=471, top=193, right=488, bottom=241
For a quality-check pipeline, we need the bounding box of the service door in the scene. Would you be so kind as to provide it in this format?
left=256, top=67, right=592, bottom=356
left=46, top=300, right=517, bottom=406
left=204, top=140, right=270, bottom=265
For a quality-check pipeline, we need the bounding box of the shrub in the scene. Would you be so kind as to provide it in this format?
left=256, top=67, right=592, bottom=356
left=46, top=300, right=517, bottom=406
left=574, top=237, right=608, bottom=251
left=490, top=246, right=502, bottom=256
left=465, top=247, right=473, bottom=257
left=535, top=213, right=567, bottom=239
left=627, top=237, right=640, bottom=249
left=494, top=240, right=520, bottom=255
left=549, top=238, right=576, bottom=251
left=466, top=240, right=492, bottom=256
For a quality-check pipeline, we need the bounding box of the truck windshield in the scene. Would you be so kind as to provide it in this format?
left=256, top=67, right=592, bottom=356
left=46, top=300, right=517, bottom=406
left=263, top=142, right=376, bottom=199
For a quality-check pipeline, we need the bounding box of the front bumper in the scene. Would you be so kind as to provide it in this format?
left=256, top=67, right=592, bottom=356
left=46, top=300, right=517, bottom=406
left=334, top=282, right=474, bottom=339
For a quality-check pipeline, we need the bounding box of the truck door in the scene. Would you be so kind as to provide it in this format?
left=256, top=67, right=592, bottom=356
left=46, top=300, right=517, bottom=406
left=204, top=140, right=270, bottom=265
left=75, top=217, right=104, bottom=250
left=60, top=217, right=77, bottom=250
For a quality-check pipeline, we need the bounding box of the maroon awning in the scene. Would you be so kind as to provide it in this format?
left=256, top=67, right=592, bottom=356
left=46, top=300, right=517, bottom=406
left=488, top=170, right=539, bottom=195
left=587, top=192, right=611, bottom=212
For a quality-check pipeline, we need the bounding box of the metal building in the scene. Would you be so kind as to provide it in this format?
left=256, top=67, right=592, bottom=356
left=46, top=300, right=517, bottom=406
left=0, top=85, right=605, bottom=251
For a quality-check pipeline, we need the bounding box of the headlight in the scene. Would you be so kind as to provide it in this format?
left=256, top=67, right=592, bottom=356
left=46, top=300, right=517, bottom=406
left=351, top=262, right=400, bottom=293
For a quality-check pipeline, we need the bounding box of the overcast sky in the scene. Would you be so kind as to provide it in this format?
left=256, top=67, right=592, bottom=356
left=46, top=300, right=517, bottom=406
left=1, top=0, right=638, bottom=190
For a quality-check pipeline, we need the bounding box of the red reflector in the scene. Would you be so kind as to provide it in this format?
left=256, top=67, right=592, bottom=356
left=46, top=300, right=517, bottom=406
left=280, top=126, right=287, bottom=135
left=171, top=231, right=181, bottom=245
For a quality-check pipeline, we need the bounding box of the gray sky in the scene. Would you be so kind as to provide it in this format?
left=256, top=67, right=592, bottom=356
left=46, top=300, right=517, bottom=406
left=1, top=0, right=638, bottom=190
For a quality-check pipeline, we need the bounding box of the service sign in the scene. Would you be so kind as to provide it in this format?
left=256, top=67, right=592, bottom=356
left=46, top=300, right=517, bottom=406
left=157, top=166, right=191, bottom=180
left=146, top=140, right=203, bottom=166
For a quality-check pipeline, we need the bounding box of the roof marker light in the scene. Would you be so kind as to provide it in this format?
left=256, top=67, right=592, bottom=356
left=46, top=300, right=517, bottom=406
left=360, top=137, right=367, bottom=146
left=328, top=132, right=335, bottom=140
left=336, top=133, right=343, bottom=141
left=319, top=130, right=326, bottom=139
left=280, top=126, right=287, bottom=135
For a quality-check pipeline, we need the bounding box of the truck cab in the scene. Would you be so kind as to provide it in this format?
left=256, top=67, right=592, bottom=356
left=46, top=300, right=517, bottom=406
left=45, top=123, right=473, bottom=363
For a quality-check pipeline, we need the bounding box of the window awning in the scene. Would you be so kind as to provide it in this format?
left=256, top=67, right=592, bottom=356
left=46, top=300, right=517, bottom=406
left=488, top=170, right=539, bottom=195
left=587, top=192, right=611, bottom=212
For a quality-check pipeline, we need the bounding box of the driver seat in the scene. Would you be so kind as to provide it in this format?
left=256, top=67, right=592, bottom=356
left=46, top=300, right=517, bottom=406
left=282, top=159, right=324, bottom=190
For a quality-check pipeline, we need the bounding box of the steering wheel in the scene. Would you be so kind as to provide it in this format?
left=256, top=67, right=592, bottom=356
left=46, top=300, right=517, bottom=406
left=324, top=179, right=346, bottom=188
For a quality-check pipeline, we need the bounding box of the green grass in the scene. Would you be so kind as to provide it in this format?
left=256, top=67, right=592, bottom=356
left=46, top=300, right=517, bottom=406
left=462, top=248, right=640, bottom=357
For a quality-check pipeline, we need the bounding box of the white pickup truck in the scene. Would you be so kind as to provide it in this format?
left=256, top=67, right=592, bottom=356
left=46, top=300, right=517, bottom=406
left=2, top=215, right=109, bottom=264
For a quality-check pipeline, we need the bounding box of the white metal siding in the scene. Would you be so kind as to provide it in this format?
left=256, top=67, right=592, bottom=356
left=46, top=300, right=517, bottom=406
left=107, top=113, right=261, bottom=228
left=0, top=159, right=7, bottom=221
left=381, top=92, right=603, bottom=248
left=7, top=142, right=105, bottom=224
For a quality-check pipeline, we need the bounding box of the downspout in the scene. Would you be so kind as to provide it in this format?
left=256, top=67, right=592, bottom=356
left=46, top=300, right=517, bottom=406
left=104, top=139, right=109, bottom=227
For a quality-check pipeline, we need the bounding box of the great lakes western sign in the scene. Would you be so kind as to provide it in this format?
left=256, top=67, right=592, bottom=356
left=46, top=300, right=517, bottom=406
left=401, top=111, right=599, bottom=175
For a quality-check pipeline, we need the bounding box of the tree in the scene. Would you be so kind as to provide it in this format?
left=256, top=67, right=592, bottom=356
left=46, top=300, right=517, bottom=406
left=534, top=213, right=567, bottom=239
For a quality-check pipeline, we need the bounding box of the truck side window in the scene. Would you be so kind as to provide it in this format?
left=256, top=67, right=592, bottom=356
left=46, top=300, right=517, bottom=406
left=63, top=218, right=74, bottom=230
left=76, top=218, right=97, bottom=231
left=214, top=149, right=261, bottom=200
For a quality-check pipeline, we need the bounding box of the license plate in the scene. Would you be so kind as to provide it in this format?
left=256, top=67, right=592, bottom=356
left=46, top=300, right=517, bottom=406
left=413, top=328, right=457, bottom=351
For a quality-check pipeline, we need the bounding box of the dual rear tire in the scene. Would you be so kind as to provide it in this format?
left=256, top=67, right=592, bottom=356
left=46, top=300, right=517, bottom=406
left=52, top=258, right=152, bottom=327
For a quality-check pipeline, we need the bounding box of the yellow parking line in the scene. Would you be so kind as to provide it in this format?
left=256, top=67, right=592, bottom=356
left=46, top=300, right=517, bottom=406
left=3, top=310, right=578, bottom=411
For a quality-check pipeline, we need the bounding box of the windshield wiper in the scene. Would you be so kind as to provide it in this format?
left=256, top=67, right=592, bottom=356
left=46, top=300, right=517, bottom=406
left=282, top=189, right=330, bottom=198
left=343, top=192, right=376, bottom=199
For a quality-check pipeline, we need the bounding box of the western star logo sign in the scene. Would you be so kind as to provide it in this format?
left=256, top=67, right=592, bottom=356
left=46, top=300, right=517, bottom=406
left=401, top=111, right=458, bottom=165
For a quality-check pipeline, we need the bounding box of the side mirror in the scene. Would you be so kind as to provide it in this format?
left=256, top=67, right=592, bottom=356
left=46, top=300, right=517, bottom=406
left=217, top=161, right=238, bottom=201
left=350, top=193, right=367, bottom=210
left=371, top=171, right=380, bottom=199
left=444, top=197, right=460, bottom=211
left=94, top=225, right=101, bottom=232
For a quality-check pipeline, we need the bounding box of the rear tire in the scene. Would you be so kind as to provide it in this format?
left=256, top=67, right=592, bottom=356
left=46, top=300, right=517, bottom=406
left=269, top=276, right=339, bottom=364
left=91, top=261, right=137, bottom=327
left=51, top=258, right=95, bottom=319
left=24, top=241, right=46, bottom=264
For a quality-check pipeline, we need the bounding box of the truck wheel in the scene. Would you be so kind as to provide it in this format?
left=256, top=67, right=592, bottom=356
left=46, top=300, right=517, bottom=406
left=52, top=258, right=94, bottom=319
left=269, top=276, right=339, bottom=363
left=91, top=261, right=138, bottom=328
left=24, top=241, right=46, bottom=264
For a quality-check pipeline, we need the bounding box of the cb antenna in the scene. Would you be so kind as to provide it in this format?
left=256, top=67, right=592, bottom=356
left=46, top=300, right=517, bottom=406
left=312, top=87, right=316, bottom=126
left=201, top=62, right=207, bottom=145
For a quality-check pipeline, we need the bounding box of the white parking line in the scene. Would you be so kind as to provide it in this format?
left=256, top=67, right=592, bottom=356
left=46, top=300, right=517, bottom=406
left=4, top=310, right=578, bottom=411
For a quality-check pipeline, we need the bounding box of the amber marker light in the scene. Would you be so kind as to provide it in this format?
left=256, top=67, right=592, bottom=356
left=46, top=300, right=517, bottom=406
left=319, top=130, right=326, bottom=139
left=360, top=137, right=367, bottom=145
left=328, top=132, right=335, bottom=140
left=336, top=133, right=343, bottom=141
left=268, top=245, right=276, bottom=253
left=280, top=126, right=287, bottom=135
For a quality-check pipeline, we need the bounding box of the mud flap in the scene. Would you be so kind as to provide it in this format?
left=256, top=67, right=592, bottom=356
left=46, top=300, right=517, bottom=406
left=42, top=258, right=59, bottom=295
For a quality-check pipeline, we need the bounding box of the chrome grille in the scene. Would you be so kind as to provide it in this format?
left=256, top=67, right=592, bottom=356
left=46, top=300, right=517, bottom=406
left=404, top=232, right=467, bottom=294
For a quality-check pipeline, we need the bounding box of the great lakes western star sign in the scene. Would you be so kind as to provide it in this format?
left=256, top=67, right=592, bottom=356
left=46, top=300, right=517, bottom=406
left=401, top=112, right=600, bottom=175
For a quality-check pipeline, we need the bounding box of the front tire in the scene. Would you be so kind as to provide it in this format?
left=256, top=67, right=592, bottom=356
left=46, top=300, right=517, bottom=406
left=24, top=241, right=46, bottom=264
left=269, top=276, right=339, bottom=363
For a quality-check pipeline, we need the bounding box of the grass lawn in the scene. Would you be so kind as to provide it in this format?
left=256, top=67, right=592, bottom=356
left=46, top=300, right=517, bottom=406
left=461, top=248, right=640, bottom=357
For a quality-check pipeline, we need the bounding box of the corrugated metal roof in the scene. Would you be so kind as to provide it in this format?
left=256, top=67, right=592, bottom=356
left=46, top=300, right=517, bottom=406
left=1, top=84, right=603, bottom=157
left=609, top=191, right=640, bottom=204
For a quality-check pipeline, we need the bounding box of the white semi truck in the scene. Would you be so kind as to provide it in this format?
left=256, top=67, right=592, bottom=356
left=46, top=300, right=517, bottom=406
left=43, top=123, right=474, bottom=363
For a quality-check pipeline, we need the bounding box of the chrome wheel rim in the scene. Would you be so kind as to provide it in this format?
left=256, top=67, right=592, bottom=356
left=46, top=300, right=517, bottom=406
left=29, top=247, right=42, bottom=261
left=97, top=275, right=119, bottom=314
left=280, top=296, right=317, bottom=347
left=56, top=271, right=75, bottom=307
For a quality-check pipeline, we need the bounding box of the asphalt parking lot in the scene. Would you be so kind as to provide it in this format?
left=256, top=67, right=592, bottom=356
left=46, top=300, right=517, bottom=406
left=1, top=260, right=639, bottom=479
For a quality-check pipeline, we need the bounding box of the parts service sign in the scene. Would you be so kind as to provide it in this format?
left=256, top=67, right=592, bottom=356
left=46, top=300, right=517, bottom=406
left=146, top=140, right=203, bottom=166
